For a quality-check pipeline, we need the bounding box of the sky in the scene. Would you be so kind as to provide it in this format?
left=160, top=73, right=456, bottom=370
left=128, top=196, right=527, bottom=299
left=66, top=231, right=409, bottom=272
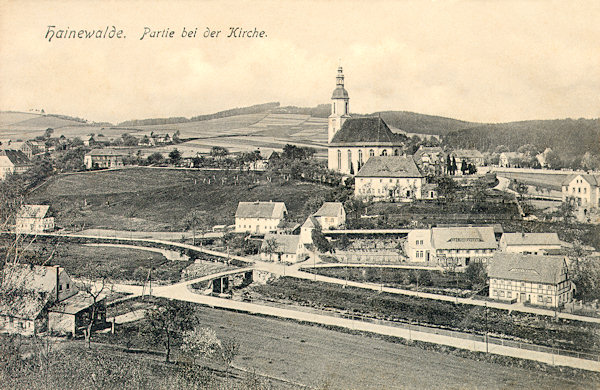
left=1, top=0, right=599, bottom=124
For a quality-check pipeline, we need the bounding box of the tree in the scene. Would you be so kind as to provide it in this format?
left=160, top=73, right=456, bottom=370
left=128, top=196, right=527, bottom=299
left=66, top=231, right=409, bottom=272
left=44, top=128, right=54, bottom=139
left=219, top=338, right=239, bottom=378
left=558, top=197, right=576, bottom=225
left=172, top=130, right=181, bottom=144
left=169, top=148, right=182, bottom=165
left=572, top=257, right=600, bottom=302
left=262, top=238, right=280, bottom=261
left=183, top=210, right=203, bottom=245
left=311, top=226, right=331, bottom=253
left=77, top=270, right=111, bottom=348
left=180, top=326, right=221, bottom=364
left=145, top=300, right=197, bottom=362
left=147, top=152, right=164, bottom=165
left=210, top=146, right=229, bottom=160
left=464, top=262, right=487, bottom=289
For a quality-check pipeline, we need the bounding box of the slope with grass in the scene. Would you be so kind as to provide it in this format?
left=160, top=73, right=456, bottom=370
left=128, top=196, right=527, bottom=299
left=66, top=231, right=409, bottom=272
left=27, top=167, right=333, bottom=231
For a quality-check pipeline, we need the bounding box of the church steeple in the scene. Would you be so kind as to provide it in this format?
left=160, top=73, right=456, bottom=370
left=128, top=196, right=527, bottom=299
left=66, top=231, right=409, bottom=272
left=328, top=65, right=350, bottom=143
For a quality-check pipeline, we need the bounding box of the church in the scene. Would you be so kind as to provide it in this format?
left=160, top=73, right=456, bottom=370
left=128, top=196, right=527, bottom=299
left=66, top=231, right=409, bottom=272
left=327, top=67, right=407, bottom=175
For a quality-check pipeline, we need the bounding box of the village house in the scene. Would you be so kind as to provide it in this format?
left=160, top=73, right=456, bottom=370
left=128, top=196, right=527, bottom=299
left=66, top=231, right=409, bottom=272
left=326, top=67, right=407, bottom=175
left=406, top=226, right=497, bottom=266
left=0, top=150, right=33, bottom=180
left=0, top=140, right=36, bottom=158
left=84, top=148, right=127, bottom=169
left=499, top=232, right=562, bottom=255
left=299, top=215, right=319, bottom=247
left=451, top=149, right=484, bottom=169
left=235, top=201, right=287, bottom=234
left=0, top=264, right=106, bottom=336
left=15, top=205, right=55, bottom=234
left=413, top=146, right=445, bottom=176
left=260, top=233, right=304, bottom=263
left=354, top=156, right=425, bottom=201
left=151, top=133, right=171, bottom=145
left=561, top=173, right=600, bottom=211
left=488, top=253, right=574, bottom=307
left=498, top=152, right=525, bottom=168
left=312, top=202, right=346, bottom=230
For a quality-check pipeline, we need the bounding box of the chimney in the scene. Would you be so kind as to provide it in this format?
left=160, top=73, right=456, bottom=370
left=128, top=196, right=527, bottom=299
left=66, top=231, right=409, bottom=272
left=55, top=265, right=60, bottom=302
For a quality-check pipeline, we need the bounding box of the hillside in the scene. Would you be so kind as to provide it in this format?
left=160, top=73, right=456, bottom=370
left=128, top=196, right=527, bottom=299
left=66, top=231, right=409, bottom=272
left=444, top=118, right=600, bottom=157
left=374, top=111, right=482, bottom=135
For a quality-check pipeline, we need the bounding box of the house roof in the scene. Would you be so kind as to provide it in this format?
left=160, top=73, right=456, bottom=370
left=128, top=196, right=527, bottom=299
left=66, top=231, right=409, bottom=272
left=501, top=232, right=561, bottom=247
left=261, top=233, right=300, bottom=254
left=302, top=215, right=320, bottom=230
left=413, top=147, right=443, bottom=161
left=330, top=117, right=407, bottom=145
left=488, top=253, right=567, bottom=284
left=0, top=149, right=31, bottom=165
left=17, top=205, right=50, bottom=219
left=431, top=226, right=497, bottom=250
left=356, top=156, right=423, bottom=178
left=235, top=201, right=287, bottom=219
left=314, top=202, right=344, bottom=218
left=0, top=264, right=63, bottom=320
left=562, top=174, right=600, bottom=187
left=85, top=148, right=127, bottom=157
left=49, top=291, right=105, bottom=315
left=451, top=149, right=483, bottom=159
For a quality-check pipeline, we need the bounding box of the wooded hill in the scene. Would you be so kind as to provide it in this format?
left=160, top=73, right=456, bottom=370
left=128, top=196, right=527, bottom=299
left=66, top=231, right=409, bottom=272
left=444, top=118, right=600, bottom=157
left=374, top=110, right=481, bottom=135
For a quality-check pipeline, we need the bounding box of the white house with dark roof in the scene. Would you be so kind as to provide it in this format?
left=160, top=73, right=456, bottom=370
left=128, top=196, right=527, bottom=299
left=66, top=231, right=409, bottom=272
left=499, top=232, right=562, bottom=255
left=355, top=156, right=424, bottom=201
left=0, top=150, right=33, bottom=180
left=15, top=205, right=55, bottom=234
left=235, top=201, right=287, bottom=234
left=561, top=174, right=600, bottom=210
left=326, top=67, right=408, bottom=175
left=406, top=226, right=497, bottom=266
left=313, top=202, right=345, bottom=230
left=488, top=253, right=573, bottom=307
left=450, top=149, right=484, bottom=169
left=260, top=233, right=304, bottom=263
left=84, top=148, right=127, bottom=169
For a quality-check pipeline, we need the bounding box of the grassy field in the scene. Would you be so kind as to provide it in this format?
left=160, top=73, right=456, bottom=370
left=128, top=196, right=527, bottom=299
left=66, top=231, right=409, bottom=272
left=28, top=167, right=334, bottom=231
left=250, top=277, right=600, bottom=354
left=105, top=301, right=599, bottom=389
left=496, top=171, right=570, bottom=191
left=19, top=242, right=192, bottom=283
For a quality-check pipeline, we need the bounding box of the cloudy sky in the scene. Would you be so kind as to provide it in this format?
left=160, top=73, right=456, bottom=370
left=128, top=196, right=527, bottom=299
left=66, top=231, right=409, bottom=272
left=1, top=0, right=599, bottom=124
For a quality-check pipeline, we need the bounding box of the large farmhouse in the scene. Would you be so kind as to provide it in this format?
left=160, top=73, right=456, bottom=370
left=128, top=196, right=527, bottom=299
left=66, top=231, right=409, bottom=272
left=326, top=67, right=407, bottom=175
left=562, top=174, right=600, bottom=210
left=406, top=226, right=497, bottom=266
left=0, top=150, right=32, bottom=180
left=355, top=156, right=424, bottom=201
left=235, top=201, right=287, bottom=234
left=488, top=253, right=573, bottom=308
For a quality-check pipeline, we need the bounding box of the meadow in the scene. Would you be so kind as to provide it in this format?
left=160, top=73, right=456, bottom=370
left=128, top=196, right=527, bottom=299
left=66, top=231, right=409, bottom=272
left=27, top=167, right=334, bottom=231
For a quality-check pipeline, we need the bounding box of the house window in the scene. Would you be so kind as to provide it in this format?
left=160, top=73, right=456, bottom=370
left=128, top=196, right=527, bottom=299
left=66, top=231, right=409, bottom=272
left=538, top=295, right=544, bottom=302
left=347, top=150, right=352, bottom=170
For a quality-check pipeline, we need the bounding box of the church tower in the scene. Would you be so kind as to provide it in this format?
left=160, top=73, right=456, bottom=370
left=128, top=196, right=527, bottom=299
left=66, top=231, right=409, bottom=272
left=328, top=66, right=350, bottom=143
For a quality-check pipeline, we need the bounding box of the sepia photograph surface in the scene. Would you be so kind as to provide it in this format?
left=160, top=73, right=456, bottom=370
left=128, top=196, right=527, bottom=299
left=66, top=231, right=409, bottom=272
left=1, top=1, right=599, bottom=389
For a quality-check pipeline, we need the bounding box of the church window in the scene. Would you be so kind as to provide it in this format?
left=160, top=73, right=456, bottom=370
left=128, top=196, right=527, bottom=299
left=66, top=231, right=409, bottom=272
left=381, top=150, right=387, bottom=156
left=345, top=102, right=349, bottom=114
left=369, top=149, right=374, bottom=157
left=394, top=149, right=399, bottom=156
left=332, top=103, right=335, bottom=114
left=347, top=150, right=352, bottom=169
left=358, top=150, right=363, bottom=165
left=337, top=150, right=341, bottom=169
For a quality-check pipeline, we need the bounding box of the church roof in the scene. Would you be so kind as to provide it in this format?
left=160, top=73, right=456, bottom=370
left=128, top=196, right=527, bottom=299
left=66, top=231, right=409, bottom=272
left=355, top=156, right=423, bottom=178
left=330, top=117, right=407, bottom=146
left=332, top=87, right=349, bottom=99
